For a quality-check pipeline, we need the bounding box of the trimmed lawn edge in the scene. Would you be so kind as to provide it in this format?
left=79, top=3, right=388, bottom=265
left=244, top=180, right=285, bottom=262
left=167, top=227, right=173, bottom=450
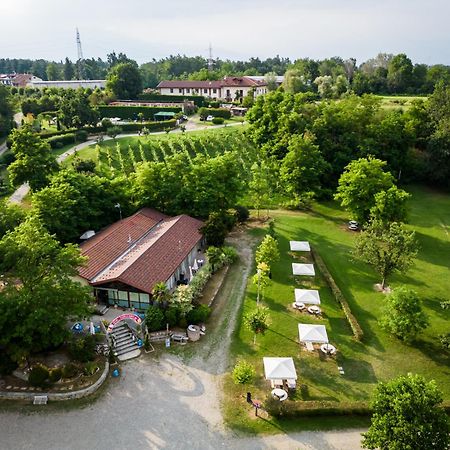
left=312, top=248, right=364, bottom=341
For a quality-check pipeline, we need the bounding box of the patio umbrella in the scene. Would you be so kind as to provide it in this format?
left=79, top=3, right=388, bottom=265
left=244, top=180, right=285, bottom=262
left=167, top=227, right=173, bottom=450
left=295, top=289, right=321, bottom=305
left=90, top=321, right=95, bottom=335
left=292, top=263, right=315, bottom=276
left=289, top=241, right=311, bottom=251
left=189, top=266, right=193, bottom=280
left=193, top=259, right=199, bottom=271
left=298, top=324, right=328, bottom=343
left=263, top=357, right=297, bottom=381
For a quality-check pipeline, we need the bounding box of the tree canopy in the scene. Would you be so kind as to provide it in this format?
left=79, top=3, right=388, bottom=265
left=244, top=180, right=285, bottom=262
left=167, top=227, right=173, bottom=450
left=362, top=373, right=450, bottom=450
left=106, top=62, right=143, bottom=99
left=0, top=216, right=92, bottom=361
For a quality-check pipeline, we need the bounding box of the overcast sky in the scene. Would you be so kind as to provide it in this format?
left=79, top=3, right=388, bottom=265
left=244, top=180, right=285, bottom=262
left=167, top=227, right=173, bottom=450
left=1, top=0, right=449, bottom=65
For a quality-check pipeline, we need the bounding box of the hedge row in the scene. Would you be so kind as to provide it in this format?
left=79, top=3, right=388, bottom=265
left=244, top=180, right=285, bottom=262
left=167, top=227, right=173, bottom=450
left=198, top=107, right=231, bottom=119
left=118, top=119, right=177, bottom=133
left=137, top=93, right=206, bottom=106
left=311, top=249, right=364, bottom=341
left=98, top=105, right=181, bottom=120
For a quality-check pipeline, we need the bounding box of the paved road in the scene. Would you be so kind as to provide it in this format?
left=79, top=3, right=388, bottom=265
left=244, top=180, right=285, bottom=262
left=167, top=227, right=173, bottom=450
left=7, top=121, right=245, bottom=204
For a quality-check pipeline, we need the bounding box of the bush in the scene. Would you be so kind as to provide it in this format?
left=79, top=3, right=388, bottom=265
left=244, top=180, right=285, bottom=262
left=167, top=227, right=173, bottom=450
left=235, top=205, right=249, bottom=223
left=75, top=130, right=88, bottom=142
left=0, top=151, right=15, bottom=167
left=220, top=246, right=239, bottom=265
left=137, top=93, right=205, bottom=106
left=0, top=352, right=18, bottom=376
left=145, top=305, right=165, bottom=331
left=106, top=126, right=122, bottom=139
left=212, top=117, right=224, bottom=125
left=28, top=365, right=50, bottom=388
left=178, top=317, right=187, bottom=329
left=312, top=250, right=364, bottom=341
left=46, top=132, right=76, bottom=149
left=187, top=304, right=211, bottom=324
left=198, top=107, right=231, bottom=120
left=61, top=363, right=79, bottom=379
left=164, top=308, right=178, bottom=327
left=201, top=212, right=228, bottom=247
left=83, top=361, right=99, bottom=376
left=439, top=333, right=450, bottom=350
left=232, top=360, right=255, bottom=384
left=49, top=367, right=62, bottom=383
left=68, top=335, right=97, bottom=362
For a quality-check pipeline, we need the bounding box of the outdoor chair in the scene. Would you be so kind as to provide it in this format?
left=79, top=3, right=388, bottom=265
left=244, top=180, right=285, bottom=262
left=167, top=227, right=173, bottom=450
left=305, top=342, right=314, bottom=352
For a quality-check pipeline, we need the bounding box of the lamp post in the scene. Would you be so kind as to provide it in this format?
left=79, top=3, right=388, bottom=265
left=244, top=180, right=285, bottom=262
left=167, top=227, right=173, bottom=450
left=114, top=203, right=122, bottom=220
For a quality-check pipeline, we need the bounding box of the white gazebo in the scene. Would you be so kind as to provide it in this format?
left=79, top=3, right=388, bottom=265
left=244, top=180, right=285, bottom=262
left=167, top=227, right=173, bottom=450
left=263, top=357, right=297, bottom=388
left=298, top=324, right=329, bottom=344
left=292, top=263, right=315, bottom=276
left=295, top=289, right=321, bottom=305
left=289, top=241, right=311, bottom=252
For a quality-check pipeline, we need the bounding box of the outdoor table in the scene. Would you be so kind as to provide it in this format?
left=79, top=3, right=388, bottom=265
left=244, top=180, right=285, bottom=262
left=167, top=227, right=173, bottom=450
left=271, top=388, right=288, bottom=401
left=307, top=305, right=321, bottom=315
left=320, top=344, right=336, bottom=355
left=292, top=302, right=306, bottom=310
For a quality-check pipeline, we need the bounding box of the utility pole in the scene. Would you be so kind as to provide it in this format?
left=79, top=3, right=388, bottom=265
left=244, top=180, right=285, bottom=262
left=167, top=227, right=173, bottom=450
left=207, top=43, right=214, bottom=72
left=76, top=27, right=85, bottom=80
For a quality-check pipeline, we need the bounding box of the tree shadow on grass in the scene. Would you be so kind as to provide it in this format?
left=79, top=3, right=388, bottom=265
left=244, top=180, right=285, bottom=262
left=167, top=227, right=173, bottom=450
left=414, top=339, right=450, bottom=371
left=422, top=297, right=450, bottom=320
left=412, top=231, right=450, bottom=268
left=338, top=357, right=378, bottom=384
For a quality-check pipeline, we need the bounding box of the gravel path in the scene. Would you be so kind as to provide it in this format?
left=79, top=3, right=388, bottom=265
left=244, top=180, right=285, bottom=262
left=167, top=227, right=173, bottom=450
left=0, top=230, right=365, bottom=449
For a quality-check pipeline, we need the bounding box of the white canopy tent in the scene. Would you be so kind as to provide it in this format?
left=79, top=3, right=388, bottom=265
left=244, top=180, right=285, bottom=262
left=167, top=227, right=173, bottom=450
left=298, top=324, right=329, bottom=344
left=290, top=241, right=311, bottom=252
left=292, top=263, right=315, bottom=276
left=263, top=357, right=297, bottom=381
left=295, top=289, right=321, bottom=305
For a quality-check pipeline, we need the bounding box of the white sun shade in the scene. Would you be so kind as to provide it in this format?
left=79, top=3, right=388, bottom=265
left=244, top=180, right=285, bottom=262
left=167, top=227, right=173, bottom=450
left=295, top=289, right=321, bottom=305
left=298, top=324, right=329, bottom=343
left=290, top=241, right=311, bottom=252
left=263, top=357, right=297, bottom=381
left=292, top=263, right=315, bottom=276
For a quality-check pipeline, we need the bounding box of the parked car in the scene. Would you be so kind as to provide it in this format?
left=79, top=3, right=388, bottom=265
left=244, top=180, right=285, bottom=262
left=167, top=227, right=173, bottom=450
left=206, top=115, right=214, bottom=121
left=348, top=220, right=359, bottom=231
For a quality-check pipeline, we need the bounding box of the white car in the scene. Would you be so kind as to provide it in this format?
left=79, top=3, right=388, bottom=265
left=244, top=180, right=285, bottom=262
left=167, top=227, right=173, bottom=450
left=348, top=220, right=360, bottom=231
left=206, top=115, right=214, bottom=121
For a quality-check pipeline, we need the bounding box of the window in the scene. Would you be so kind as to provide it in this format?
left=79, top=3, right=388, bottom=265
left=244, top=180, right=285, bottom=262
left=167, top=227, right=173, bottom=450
left=118, top=290, right=129, bottom=308
left=179, top=88, right=183, bottom=93
left=186, top=88, right=190, bottom=93
left=204, top=89, right=208, bottom=93
left=139, top=293, right=150, bottom=304
left=130, top=292, right=139, bottom=309
left=213, top=88, right=217, bottom=94
left=170, top=88, right=173, bottom=93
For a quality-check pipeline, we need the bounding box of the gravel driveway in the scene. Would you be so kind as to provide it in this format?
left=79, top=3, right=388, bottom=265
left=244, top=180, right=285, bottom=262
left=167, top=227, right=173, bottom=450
left=0, top=231, right=365, bottom=450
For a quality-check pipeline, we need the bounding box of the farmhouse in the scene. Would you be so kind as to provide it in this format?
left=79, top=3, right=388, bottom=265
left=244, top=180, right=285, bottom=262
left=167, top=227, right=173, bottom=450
left=77, top=208, right=204, bottom=310
left=157, top=76, right=268, bottom=101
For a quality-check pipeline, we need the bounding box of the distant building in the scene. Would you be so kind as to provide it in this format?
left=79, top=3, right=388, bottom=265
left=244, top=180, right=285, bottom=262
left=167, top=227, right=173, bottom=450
left=246, top=75, right=284, bottom=86
left=0, top=73, right=42, bottom=87
left=27, top=79, right=106, bottom=90
left=157, top=76, right=268, bottom=101
left=76, top=208, right=204, bottom=310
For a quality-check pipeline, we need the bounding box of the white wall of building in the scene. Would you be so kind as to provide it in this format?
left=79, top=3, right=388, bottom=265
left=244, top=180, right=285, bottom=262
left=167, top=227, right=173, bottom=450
left=28, top=80, right=106, bottom=89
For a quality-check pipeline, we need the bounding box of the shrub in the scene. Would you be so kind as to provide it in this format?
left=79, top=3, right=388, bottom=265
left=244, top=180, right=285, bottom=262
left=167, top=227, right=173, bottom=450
left=49, top=367, right=62, bottom=383
left=98, top=105, right=181, bottom=120
left=198, top=107, right=231, bottom=120
left=187, top=304, right=211, bottom=324
left=46, top=132, right=76, bottom=149
left=178, top=317, right=188, bottom=328
left=75, top=130, right=88, bottom=142
left=0, top=352, right=18, bottom=375
left=164, top=308, right=178, bottom=328
left=201, top=212, right=228, bottom=247
left=73, top=158, right=96, bottom=173
left=145, top=305, right=165, bottom=331
left=212, top=117, right=224, bottom=125
left=220, top=246, right=239, bottom=265
left=61, top=363, right=79, bottom=379
left=68, top=335, right=96, bottom=362
left=137, top=93, right=205, bottom=106
left=439, top=334, right=450, bottom=350
left=106, top=126, right=122, bottom=139
left=0, top=151, right=15, bottom=167
left=235, top=205, right=249, bottom=223
left=187, top=265, right=212, bottom=301
left=28, top=365, right=50, bottom=388
left=232, top=360, right=255, bottom=384
left=83, top=361, right=99, bottom=376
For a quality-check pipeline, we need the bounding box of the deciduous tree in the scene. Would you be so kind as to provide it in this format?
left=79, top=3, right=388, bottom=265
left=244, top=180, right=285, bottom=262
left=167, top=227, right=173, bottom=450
left=106, top=62, right=143, bottom=99
left=362, top=374, right=450, bottom=450
left=244, top=306, right=271, bottom=345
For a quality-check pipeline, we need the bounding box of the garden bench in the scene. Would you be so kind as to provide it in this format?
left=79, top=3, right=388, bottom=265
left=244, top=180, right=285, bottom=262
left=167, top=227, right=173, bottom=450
left=33, top=395, right=48, bottom=405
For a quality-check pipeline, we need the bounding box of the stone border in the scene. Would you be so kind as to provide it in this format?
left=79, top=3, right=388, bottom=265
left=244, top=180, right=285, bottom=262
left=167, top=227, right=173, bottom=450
left=207, top=266, right=229, bottom=307
left=0, top=361, right=110, bottom=402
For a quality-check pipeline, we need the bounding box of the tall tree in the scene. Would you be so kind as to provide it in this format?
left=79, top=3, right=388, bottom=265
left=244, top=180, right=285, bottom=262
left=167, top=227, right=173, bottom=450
left=63, top=57, right=75, bottom=80
left=0, top=200, right=26, bottom=239
left=106, top=62, right=143, bottom=99
left=46, top=62, right=61, bottom=81
left=353, top=220, right=417, bottom=289
left=362, top=374, right=450, bottom=450
left=244, top=306, right=271, bottom=345
left=0, top=84, right=13, bottom=138
left=255, top=234, right=279, bottom=272
left=0, top=216, right=92, bottom=361
left=334, top=157, right=395, bottom=224
left=369, top=185, right=410, bottom=224
left=387, top=54, right=413, bottom=93
left=8, top=125, right=58, bottom=191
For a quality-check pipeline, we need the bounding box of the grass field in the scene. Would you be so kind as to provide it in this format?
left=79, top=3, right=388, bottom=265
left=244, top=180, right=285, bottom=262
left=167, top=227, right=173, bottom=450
left=224, top=185, right=450, bottom=433
left=377, top=95, right=427, bottom=110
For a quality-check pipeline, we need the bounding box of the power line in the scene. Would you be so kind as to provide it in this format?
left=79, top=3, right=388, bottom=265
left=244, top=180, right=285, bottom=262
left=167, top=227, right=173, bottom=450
left=76, top=27, right=85, bottom=79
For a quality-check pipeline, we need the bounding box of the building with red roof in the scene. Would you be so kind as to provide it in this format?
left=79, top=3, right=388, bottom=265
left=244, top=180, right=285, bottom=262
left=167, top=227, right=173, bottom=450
left=157, top=76, right=268, bottom=101
left=77, top=208, right=204, bottom=310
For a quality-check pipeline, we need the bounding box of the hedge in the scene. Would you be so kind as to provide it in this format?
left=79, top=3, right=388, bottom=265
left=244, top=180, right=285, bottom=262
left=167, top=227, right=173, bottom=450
left=311, top=249, right=364, bottom=341
left=119, top=119, right=177, bottom=133
left=47, top=133, right=76, bottom=149
left=98, top=105, right=181, bottom=121
left=198, top=107, right=231, bottom=120
left=137, top=93, right=206, bottom=107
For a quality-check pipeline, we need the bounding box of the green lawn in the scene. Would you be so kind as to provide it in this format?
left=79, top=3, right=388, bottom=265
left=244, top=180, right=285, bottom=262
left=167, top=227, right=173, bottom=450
left=377, top=95, right=427, bottom=110
left=225, top=185, right=450, bottom=432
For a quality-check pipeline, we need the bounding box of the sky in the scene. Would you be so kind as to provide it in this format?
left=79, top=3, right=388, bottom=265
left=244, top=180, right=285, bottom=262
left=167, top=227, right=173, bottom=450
left=0, top=0, right=449, bottom=66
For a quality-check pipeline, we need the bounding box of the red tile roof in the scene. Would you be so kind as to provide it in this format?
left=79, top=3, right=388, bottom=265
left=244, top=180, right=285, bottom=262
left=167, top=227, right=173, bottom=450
left=78, top=209, right=203, bottom=294
left=156, top=76, right=266, bottom=90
